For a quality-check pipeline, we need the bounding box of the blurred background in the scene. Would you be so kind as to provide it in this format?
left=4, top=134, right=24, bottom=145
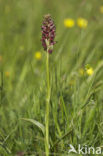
left=0, top=0, right=103, bottom=88
left=0, top=0, right=103, bottom=155
left=0, top=0, right=103, bottom=90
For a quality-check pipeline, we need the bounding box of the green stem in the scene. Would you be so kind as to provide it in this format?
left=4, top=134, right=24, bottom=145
left=45, top=51, right=50, bottom=156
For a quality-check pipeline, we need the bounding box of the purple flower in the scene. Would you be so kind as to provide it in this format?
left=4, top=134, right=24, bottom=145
left=41, top=14, right=56, bottom=53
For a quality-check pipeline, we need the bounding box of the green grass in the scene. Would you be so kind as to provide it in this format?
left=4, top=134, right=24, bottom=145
left=0, top=0, right=103, bottom=155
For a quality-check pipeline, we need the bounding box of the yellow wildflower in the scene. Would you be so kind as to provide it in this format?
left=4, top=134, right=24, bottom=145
left=100, top=6, right=103, bottom=14
left=5, top=71, right=10, bottom=77
left=77, top=18, right=88, bottom=28
left=0, top=55, right=2, bottom=62
left=64, top=18, right=75, bottom=28
left=79, top=68, right=84, bottom=76
left=86, top=67, right=94, bottom=76
left=34, top=51, right=41, bottom=60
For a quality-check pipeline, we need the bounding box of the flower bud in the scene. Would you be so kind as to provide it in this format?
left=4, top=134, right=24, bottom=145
left=41, top=14, right=56, bottom=53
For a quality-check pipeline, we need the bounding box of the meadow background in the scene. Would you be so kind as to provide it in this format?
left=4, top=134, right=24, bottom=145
left=0, top=0, right=103, bottom=155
